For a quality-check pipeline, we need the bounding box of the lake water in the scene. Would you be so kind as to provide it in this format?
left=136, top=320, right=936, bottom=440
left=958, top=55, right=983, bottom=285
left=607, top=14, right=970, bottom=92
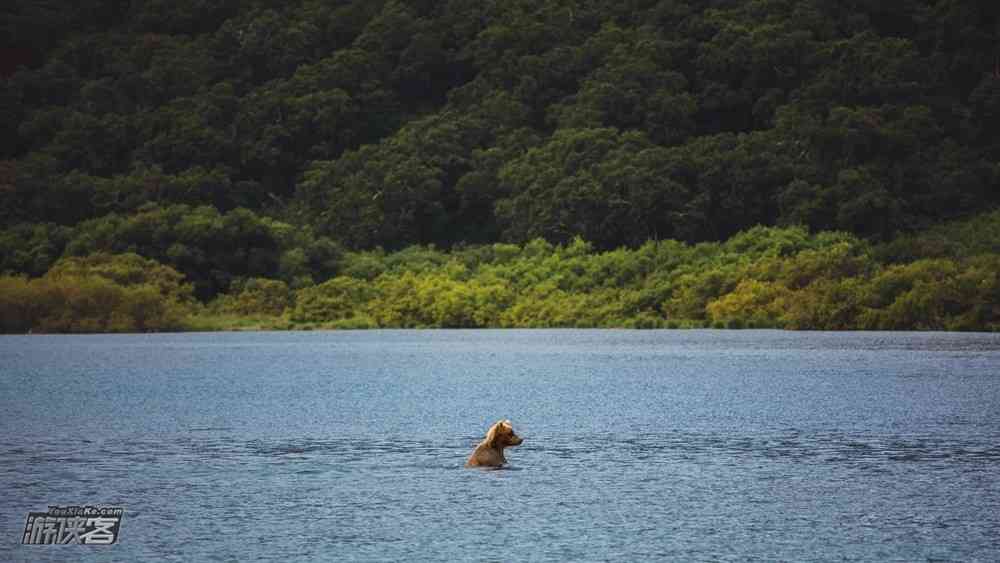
left=2, top=330, right=999, bottom=561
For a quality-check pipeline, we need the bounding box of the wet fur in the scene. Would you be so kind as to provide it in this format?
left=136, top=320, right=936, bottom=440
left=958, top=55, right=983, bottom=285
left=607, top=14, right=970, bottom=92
left=465, top=420, right=523, bottom=468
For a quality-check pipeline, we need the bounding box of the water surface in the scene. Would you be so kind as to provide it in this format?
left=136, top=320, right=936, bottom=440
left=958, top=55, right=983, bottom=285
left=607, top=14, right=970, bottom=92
left=2, top=330, right=999, bottom=561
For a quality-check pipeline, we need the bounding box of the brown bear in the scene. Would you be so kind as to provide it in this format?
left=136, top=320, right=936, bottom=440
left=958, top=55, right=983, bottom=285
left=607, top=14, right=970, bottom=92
left=465, top=419, right=524, bottom=468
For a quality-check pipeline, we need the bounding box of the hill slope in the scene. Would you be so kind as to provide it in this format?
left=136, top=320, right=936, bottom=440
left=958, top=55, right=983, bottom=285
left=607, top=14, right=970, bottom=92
left=2, top=0, right=999, bottom=298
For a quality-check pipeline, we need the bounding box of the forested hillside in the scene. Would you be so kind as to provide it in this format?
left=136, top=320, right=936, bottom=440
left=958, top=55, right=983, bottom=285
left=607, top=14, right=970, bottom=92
left=1, top=0, right=999, bottom=331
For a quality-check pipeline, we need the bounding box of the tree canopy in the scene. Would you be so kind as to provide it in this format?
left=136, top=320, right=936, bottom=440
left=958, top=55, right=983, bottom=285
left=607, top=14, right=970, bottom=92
left=2, top=0, right=999, bottom=305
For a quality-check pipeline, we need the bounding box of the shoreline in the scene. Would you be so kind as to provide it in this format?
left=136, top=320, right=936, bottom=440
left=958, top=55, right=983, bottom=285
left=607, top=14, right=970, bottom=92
left=6, top=323, right=999, bottom=335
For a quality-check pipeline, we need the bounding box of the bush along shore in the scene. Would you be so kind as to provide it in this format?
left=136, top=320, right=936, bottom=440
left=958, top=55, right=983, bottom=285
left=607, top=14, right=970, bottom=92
left=2, top=212, right=998, bottom=333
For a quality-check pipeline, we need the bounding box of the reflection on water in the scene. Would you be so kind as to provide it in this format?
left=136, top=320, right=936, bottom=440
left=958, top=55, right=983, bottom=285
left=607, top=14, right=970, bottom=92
left=1, top=330, right=999, bottom=561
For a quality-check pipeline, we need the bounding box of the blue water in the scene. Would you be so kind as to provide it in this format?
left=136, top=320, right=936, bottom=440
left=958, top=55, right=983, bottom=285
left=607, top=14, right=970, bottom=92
left=2, top=330, right=999, bottom=561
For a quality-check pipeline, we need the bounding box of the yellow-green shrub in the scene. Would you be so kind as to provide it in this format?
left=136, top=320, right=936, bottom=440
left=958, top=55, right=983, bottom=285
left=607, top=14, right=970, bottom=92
left=707, top=280, right=792, bottom=327
left=782, top=278, right=868, bottom=330
left=291, top=276, right=374, bottom=322
left=0, top=274, right=187, bottom=333
left=0, top=253, right=193, bottom=333
left=215, top=278, right=291, bottom=316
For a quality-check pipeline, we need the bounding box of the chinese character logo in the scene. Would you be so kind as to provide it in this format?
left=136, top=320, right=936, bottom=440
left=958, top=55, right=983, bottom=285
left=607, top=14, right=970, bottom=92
left=22, top=506, right=123, bottom=545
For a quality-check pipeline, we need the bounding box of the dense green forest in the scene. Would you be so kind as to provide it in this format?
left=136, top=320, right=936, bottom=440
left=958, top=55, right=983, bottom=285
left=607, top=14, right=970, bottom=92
left=1, top=0, right=999, bottom=331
